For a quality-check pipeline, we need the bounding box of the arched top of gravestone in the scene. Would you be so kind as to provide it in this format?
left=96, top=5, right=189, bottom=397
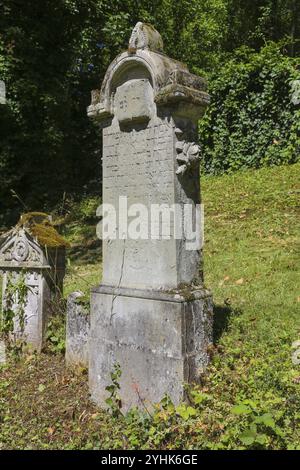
left=87, top=23, right=210, bottom=123
left=0, top=212, right=69, bottom=270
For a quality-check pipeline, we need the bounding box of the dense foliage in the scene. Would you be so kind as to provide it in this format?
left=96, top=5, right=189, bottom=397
left=201, top=43, right=300, bottom=173
left=0, top=0, right=299, bottom=226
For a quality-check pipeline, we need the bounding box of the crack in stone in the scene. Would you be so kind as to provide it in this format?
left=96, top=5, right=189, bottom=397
left=110, top=239, right=126, bottom=324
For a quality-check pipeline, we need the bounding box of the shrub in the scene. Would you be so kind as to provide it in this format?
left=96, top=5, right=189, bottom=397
left=200, top=43, right=300, bottom=174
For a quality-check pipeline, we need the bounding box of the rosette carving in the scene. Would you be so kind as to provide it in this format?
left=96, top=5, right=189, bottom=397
left=175, top=128, right=201, bottom=175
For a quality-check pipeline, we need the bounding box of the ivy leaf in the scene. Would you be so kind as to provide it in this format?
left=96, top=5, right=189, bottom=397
left=256, top=433, right=268, bottom=445
left=105, top=397, right=113, bottom=407
left=231, top=404, right=252, bottom=415
left=239, top=428, right=256, bottom=445
left=191, top=391, right=212, bottom=405
left=255, top=412, right=275, bottom=429
left=176, top=405, right=197, bottom=420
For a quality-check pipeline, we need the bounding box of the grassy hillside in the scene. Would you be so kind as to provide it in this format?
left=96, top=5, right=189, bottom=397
left=0, top=163, right=299, bottom=449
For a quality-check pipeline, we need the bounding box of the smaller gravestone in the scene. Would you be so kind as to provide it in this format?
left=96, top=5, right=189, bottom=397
left=0, top=80, right=6, bottom=361
left=0, top=213, right=67, bottom=351
left=66, top=291, right=90, bottom=368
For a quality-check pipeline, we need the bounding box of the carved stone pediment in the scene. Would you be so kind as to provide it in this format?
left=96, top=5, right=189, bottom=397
left=0, top=228, right=48, bottom=269
left=87, top=23, right=209, bottom=124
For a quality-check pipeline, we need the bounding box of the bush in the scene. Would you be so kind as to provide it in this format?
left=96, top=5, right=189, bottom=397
left=200, top=43, right=300, bottom=174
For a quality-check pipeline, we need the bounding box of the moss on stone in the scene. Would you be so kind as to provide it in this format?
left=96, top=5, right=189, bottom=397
left=18, top=212, right=70, bottom=248
left=176, top=283, right=196, bottom=302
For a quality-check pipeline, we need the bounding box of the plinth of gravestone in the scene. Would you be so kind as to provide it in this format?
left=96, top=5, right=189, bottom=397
left=0, top=213, right=67, bottom=352
left=66, top=291, right=90, bottom=368
left=88, top=22, right=213, bottom=410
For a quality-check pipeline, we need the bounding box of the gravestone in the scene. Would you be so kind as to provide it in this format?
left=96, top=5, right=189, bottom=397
left=66, top=291, right=90, bottom=368
left=88, top=23, right=213, bottom=410
left=0, top=80, right=6, bottom=360
left=0, top=213, right=67, bottom=351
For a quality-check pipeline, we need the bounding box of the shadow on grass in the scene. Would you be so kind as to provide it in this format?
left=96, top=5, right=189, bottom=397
left=213, top=304, right=238, bottom=344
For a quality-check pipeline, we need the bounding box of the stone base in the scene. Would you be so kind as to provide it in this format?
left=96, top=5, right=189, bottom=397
left=89, top=285, right=213, bottom=411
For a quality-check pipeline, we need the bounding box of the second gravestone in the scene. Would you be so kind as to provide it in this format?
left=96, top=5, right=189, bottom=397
left=88, top=23, right=213, bottom=410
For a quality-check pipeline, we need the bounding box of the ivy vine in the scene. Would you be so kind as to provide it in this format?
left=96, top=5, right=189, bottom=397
left=1, top=271, right=29, bottom=355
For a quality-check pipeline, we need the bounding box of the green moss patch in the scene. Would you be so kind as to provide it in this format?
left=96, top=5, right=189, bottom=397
left=18, top=212, right=70, bottom=248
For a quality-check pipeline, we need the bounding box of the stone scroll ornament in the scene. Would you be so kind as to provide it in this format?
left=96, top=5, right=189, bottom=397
left=128, top=21, right=164, bottom=53
left=175, top=128, right=201, bottom=176
left=13, top=236, right=30, bottom=262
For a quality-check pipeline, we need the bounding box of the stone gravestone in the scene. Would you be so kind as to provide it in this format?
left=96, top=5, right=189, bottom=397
left=88, top=23, right=213, bottom=410
left=0, top=213, right=67, bottom=351
left=66, top=291, right=90, bottom=368
left=0, top=80, right=6, bottom=361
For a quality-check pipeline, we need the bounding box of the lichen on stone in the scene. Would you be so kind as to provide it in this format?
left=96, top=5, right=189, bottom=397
left=18, top=212, right=69, bottom=248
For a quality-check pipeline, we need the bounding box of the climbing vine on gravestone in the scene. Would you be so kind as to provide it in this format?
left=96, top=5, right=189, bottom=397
left=1, top=271, right=29, bottom=355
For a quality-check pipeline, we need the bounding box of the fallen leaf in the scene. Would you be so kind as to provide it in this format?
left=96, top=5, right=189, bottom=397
left=235, top=278, right=244, bottom=285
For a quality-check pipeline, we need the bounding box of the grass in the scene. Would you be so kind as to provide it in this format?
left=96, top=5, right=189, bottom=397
left=0, top=162, right=299, bottom=449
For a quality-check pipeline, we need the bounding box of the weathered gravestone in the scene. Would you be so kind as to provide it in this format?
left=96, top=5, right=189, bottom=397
left=0, top=213, right=67, bottom=351
left=66, top=291, right=90, bottom=368
left=0, top=80, right=6, bottom=360
left=88, top=23, right=213, bottom=410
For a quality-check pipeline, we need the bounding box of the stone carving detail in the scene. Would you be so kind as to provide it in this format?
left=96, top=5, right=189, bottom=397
left=175, top=128, right=201, bottom=175
left=167, top=69, right=207, bottom=91
left=128, top=22, right=164, bottom=53
left=1, top=244, right=12, bottom=262
left=0, top=234, right=42, bottom=264
left=114, top=78, right=154, bottom=124
left=13, top=236, right=29, bottom=262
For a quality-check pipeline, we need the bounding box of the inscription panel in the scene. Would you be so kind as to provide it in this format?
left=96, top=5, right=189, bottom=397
left=102, top=118, right=178, bottom=289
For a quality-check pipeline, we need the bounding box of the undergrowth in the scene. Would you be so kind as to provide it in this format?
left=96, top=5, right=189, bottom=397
left=0, top=163, right=299, bottom=449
